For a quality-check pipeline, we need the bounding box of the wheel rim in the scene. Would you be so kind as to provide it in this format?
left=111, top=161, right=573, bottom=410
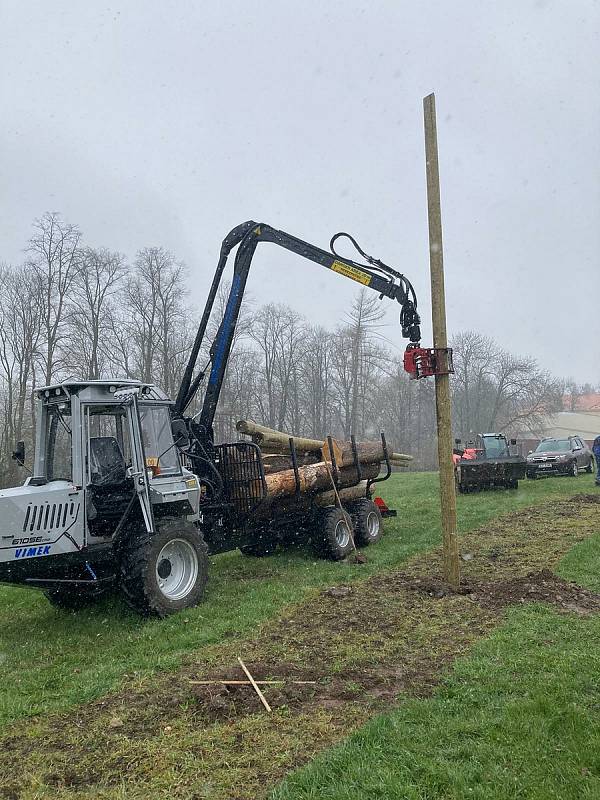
left=156, top=538, right=199, bottom=601
left=573, top=463, right=578, bottom=476
left=334, top=519, right=351, bottom=548
left=366, top=511, right=380, bottom=540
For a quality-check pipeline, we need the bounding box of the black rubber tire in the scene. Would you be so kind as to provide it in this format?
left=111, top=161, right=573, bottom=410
left=585, top=458, right=594, bottom=474
left=455, top=468, right=468, bottom=493
left=526, top=471, right=537, bottom=480
left=348, top=499, right=383, bottom=547
left=313, top=506, right=355, bottom=561
left=507, top=478, right=519, bottom=490
left=569, top=460, right=579, bottom=477
left=240, top=527, right=277, bottom=557
left=119, top=518, right=209, bottom=617
left=44, top=586, right=106, bottom=611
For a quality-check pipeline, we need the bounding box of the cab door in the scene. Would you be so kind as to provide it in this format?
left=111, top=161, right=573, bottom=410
left=82, top=403, right=134, bottom=541
left=124, top=393, right=155, bottom=534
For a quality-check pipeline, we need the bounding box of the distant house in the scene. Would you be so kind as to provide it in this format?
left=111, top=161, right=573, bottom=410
left=562, top=393, right=600, bottom=413
left=532, top=411, right=600, bottom=447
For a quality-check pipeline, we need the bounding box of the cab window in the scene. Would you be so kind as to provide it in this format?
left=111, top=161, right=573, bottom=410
left=139, top=405, right=179, bottom=476
left=46, top=403, right=72, bottom=481
left=482, top=436, right=508, bottom=457
left=84, top=406, right=131, bottom=486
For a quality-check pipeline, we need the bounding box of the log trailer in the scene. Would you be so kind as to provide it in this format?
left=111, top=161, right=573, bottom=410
left=0, top=221, right=447, bottom=616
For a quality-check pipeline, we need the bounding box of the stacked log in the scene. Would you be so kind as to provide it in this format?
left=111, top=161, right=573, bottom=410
left=234, top=419, right=413, bottom=507
left=262, top=460, right=380, bottom=502
left=261, top=452, right=319, bottom=475
left=314, top=481, right=371, bottom=507
left=236, top=420, right=413, bottom=467
left=253, top=480, right=372, bottom=520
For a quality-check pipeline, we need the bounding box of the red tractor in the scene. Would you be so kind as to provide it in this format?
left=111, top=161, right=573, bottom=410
left=453, top=433, right=527, bottom=493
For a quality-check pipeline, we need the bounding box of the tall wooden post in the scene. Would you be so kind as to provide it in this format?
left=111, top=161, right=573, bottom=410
left=423, top=93, right=460, bottom=588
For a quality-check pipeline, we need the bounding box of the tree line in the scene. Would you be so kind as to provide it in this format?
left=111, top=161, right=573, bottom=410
left=0, top=213, right=576, bottom=484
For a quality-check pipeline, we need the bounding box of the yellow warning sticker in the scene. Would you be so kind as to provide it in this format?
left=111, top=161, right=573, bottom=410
left=330, top=260, right=372, bottom=286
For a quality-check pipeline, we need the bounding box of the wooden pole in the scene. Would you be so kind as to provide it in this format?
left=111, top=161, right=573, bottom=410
left=237, top=657, right=272, bottom=712
left=423, top=93, right=460, bottom=588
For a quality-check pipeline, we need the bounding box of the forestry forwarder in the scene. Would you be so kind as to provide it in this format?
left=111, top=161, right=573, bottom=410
left=0, top=221, right=450, bottom=616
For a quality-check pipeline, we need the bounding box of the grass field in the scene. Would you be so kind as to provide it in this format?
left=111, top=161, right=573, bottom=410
left=0, top=471, right=598, bottom=799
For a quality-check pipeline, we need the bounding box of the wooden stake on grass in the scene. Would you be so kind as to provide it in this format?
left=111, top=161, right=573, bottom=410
left=189, top=680, right=284, bottom=686
left=188, top=680, right=317, bottom=686
left=423, top=93, right=460, bottom=589
left=237, top=657, right=272, bottom=712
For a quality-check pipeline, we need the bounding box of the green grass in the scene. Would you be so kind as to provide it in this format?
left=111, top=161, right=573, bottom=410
left=271, top=518, right=600, bottom=800
left=0, top=472, right=592, bottom=728
left=558, top=532, right=600, bottom=593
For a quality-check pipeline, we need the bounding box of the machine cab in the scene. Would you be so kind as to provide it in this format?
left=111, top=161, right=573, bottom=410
left=31, top=380, right=198, bottom=547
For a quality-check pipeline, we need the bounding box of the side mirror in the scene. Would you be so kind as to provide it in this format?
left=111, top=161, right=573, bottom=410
left=171, top=419, right=190, bottom=451
left=12, top=440, right=25, bottom=466
left=510, top=439, right=517, bottom=446
left=528, top=450, right=533, bottom=455
left=454, top=438, right=462, bottom=446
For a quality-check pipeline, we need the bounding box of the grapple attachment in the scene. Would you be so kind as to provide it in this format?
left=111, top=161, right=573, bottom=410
left=403, top=345, right=454, bottom=380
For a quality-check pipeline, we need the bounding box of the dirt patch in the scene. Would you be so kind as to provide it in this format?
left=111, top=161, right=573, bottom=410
left=570, top=492, right=600, bottom=504
left=188, top=661, right=320, bottom=720
left=474, top=569, right=600, bottom=613
left=402, top=568, right=600, bottom=615
left=186, top=662, right=443, bottom=722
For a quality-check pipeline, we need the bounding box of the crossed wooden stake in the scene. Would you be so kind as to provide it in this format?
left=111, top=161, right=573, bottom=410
left=189, top=657, right=316, bottom=712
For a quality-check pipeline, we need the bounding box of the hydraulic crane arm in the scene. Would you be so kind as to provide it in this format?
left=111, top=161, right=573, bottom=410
left=175, top=222, right=423, bottom=434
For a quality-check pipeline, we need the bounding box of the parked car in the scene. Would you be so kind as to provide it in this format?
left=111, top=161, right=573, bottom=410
left=526, top=436, right=595, bottom=478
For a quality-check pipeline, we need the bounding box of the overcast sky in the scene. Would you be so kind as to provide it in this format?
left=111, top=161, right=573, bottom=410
left=2, top=1, right=599, bottom=383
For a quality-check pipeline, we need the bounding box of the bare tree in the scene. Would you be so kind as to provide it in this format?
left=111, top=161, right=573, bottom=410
left=331, top=290, right=385, bottom=438
left=105, top=302, right=137, bottom=380
left=27, top=212, right=82, bottom=384
left=213, top=347, right=261, bottom=440
left=0, top=264, right=43, bottom=481
left=348, top=291, right=384, bottom=434
left=124, top=247, right=190, bottom=395
left=486, top=351, right=562, bottom=433
left=249, top=303, right=305, bottom=430
left=300, top=326, right=334, bottom=438
left=375, top=358, right=437, bottom=469
left=451, top=331, right=498, bottom=436
left=70, top=247, right=127, bottom=379
left=451, top=331, right=563, bottom=437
